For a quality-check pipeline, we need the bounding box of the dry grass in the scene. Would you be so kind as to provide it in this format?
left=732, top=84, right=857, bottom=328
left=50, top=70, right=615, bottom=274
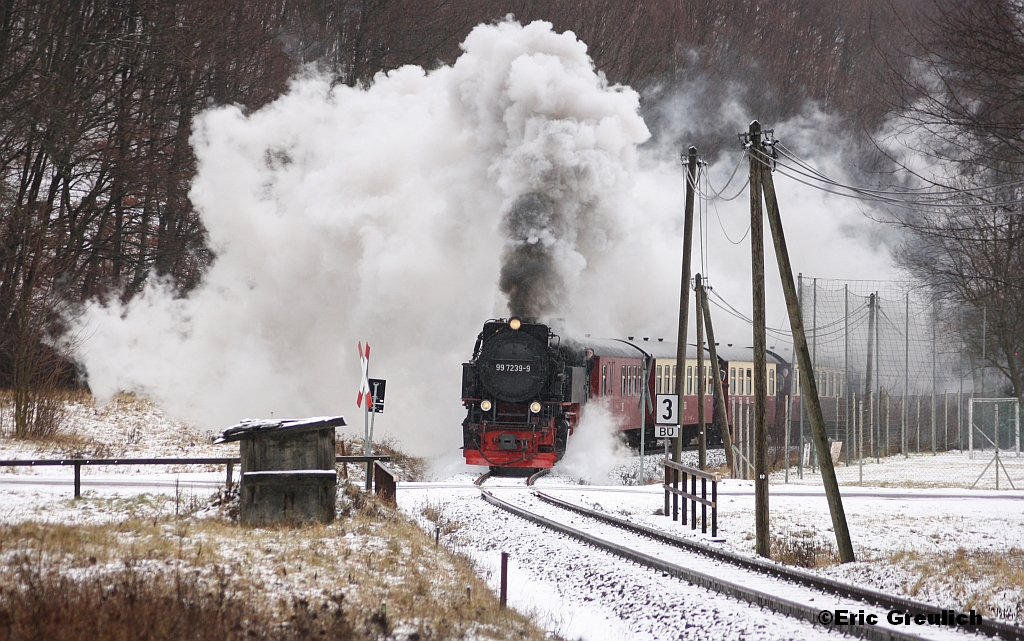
left=0, top=556, right=356, bottom=641
left=337, top=435, right=428, bottom=481
left=0, top=389, right=87, bottom=441
left=0, top=487, right=550, bottom=641
left=770, top=528, right=839, bottom=568
left=888, top=548, right=1024, bottom=621
left=0, top=390, right=115, bottom=457
left=420, top=500, right=465, bottom=538
left=0, top=391, right=213, bottom=459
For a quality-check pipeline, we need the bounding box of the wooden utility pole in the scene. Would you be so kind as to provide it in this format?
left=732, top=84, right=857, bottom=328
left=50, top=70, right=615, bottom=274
left=863, top=293, right=876, bottom=459
left=755, top=126, right=856, bottom=563
left=747, top=122, right=770, bottom=559
left=674, top=147, right=698, bottom=464
left=696, top=273, right=707, bottom=470
left=699, top=277, right=735, bottom=472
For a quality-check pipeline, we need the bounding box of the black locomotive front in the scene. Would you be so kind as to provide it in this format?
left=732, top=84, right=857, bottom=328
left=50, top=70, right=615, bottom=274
left=461, top=318, right=587, bottom=470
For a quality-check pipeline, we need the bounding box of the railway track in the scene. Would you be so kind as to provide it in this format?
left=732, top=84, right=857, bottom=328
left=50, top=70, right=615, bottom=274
left=475, top=473, right=1024, bottom=641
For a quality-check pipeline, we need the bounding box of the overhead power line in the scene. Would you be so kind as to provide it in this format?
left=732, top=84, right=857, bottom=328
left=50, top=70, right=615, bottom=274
left=744, top=143, right=1024, bottom=213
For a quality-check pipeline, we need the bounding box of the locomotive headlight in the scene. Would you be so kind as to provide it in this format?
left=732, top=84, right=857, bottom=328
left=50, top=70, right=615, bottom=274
left=480, top=400, right=493, bottom=411
left=530, top=401, right=542, bottom=413
left=509, top=318, right=522, bottom=330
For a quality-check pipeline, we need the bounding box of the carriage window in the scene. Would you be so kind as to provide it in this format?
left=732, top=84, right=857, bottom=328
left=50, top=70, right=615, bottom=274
left=746, top=368, right=752, bottom=395
left=602, top=364, right=607, bottom=396
left=656, top=365, right=662, bottom=394
left=671, top=366, right=677, bottom=394
left=620, top=366, right=625, bottom=396
left=686, top=366, right=693, bottom=394
left=729, top=368, right=736, bottom=394
left=769, top=368, right=775, bottom=396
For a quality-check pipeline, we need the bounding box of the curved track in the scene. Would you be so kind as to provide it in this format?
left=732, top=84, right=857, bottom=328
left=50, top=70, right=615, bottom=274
left=475, top=475, right=1024, bottom=641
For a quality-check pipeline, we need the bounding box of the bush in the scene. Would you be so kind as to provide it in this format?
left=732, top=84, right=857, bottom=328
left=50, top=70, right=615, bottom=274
left=0, top=557, right=357, bottom=641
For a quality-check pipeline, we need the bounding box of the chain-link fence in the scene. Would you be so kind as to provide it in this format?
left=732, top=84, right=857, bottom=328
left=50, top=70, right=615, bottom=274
left=770, top=278, right=1024, bottom=490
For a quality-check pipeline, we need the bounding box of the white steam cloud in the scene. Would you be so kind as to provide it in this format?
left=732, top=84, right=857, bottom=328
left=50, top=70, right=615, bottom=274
left=553, top=400, right=633, bottom=484
left=72, top=20, right=897, bottom=472
left=73, top=20, right=645, bottom=462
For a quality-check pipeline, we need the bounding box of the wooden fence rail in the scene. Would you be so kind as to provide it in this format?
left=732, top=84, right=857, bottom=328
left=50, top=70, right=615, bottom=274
left=0, top=456, right=391, bottom=498
left=663, top=459, right=720, bottom=537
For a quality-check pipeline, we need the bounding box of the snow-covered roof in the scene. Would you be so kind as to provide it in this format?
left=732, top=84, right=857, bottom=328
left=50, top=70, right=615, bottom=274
left=213, top=416, right=347, bottom=444
left=574, top=337, right=702, bottom=359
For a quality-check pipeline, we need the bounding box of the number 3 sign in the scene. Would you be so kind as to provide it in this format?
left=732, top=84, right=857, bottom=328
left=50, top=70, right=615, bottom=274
left=655, top=394, right=679, bottom=425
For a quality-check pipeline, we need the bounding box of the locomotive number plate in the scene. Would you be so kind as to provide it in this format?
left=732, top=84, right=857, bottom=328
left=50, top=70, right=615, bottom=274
left=494, top=362, right=531, bottom=373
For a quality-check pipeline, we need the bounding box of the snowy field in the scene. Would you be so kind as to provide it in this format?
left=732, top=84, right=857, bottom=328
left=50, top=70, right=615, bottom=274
left=772, top=449, right=1024, bottom=490
left=2, top=397, right=1023, bottom=640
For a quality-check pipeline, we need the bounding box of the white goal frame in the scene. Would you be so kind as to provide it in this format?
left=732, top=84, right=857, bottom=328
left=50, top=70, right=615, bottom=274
left=968, top=397, right=1020, bottom=458
left=969, top=397, right=1020, bottom=490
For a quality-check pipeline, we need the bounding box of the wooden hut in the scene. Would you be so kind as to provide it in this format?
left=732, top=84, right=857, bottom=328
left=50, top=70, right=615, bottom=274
left=215, top=416, right=346, bottom=525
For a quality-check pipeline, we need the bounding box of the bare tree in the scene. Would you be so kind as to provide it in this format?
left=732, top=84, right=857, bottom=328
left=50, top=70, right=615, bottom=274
left=882, top=0, right=1024, bottom=404
left=0, top=0, right=292, bottom=433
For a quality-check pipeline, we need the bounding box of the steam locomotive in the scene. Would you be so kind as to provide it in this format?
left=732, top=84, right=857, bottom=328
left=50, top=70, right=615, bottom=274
left=461, top=317, right=845, bottom=472
left=461, top=318, right=588, bottom=469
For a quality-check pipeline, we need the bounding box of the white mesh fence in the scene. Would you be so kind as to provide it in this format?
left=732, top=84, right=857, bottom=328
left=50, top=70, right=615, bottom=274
left=770, top=278, right=1024, bottom=490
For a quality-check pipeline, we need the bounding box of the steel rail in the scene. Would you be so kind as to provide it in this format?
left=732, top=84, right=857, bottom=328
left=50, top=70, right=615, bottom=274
left=526, top=469, right=550, bottom=486
left=480, top=488, right=906, bottom=641
left=478, top=487, right=1020, bottom=641
left=529, top=489, right=1024, bottom=641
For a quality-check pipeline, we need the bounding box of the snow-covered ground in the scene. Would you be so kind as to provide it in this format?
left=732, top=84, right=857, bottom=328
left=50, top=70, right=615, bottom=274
left=402, top=473, right=1024, bottom=640
left=773, top=449, right=1024, bottom=490
left=2, top=398, right=1023, bottom=640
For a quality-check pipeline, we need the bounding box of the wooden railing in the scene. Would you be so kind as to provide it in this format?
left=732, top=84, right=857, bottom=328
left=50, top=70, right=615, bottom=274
left=663, top=459, right=720, bottom=537
left=0, top=455, right=390, bottom=498
left=372, top=461, right=397, bottom=506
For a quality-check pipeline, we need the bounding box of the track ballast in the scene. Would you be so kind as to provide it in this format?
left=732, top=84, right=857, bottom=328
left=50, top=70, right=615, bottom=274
left=475, top=480, right=1024, bottom=641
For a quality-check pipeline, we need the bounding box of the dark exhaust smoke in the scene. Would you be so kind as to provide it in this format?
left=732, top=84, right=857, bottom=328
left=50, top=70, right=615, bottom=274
left=498, top=192, right=563, bottom=319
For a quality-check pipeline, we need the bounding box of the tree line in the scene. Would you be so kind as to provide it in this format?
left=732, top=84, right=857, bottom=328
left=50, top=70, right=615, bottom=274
left=4, top=0, right=1017, bottom=433
left=885, top=1, right=1024, bottom=406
